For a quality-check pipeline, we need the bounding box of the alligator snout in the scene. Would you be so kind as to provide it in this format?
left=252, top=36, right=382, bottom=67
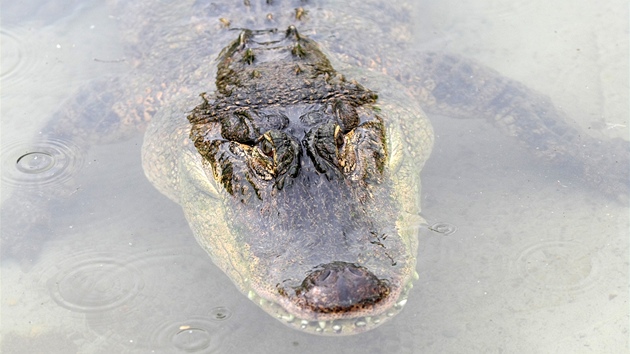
left=286, top=262, right=390, bottom=314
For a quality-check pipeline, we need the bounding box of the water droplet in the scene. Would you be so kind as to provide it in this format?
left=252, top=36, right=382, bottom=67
left=2, top=139, right=84, bottom=189
left=429, top=222, right=458, bottom=235
left=149, top=318, right=222, bottom=353
left=209, top=306, right=231, bottom=321
left=16, top=151, right=55, bottom=173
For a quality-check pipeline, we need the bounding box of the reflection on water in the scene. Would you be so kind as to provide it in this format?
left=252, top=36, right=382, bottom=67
left=1, top=0, right=627, bottom=353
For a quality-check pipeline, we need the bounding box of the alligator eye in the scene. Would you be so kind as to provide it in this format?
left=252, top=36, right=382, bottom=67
left=333, top=99, right=359, bottom=132
left=334, top=125, right=344, bottom=148
left=261, top=137, right=274, bottom=157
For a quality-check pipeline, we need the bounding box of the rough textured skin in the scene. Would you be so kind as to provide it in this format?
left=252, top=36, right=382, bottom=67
left=136, top=0, right=628, bottom=334
left=137, top=0, right=433, bottom=334
left=2, top=0, right=628, bottom=336
left=179, top=27, right=424, bottom=332
left=110, top=0, right=627, bottom=203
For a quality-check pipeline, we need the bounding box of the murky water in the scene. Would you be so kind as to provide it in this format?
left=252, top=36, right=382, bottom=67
left=1, top=1, right=628, bottom=353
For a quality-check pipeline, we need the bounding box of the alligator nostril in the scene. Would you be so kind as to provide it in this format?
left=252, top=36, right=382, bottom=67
left=347, top=266, right=365, bottom=278
left=317, top=269, right=333, bottom=283
left=291, top=261, right=390, bottom=314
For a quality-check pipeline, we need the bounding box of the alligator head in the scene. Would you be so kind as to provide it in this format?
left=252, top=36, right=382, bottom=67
left=187, top=27, right=419, bottom=335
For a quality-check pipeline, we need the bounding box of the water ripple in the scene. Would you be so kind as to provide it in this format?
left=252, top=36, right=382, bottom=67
left=209, top=306, right=232, bottom=321
left=428, top=222, right=458, bottom=235
left=0, top=28, right=39, bottom=84
left=1, top=138, right=85, bottom=189
left=150, top=317, right=224, bottom=353
left=0, top=29, right=25, bottom=79
left=73, top=246, right=235, bottom=351
left=46, top=253, right=145, bottom=313
left=515, top=240, right=600, bottom=294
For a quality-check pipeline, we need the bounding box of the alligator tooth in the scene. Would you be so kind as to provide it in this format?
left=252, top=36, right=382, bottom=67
left=413, top=271, right=420, bottom=280
left=247, top=290, right=255, bottom=300
left=281, top=314, right=295, bottom=322
left=395, top=298, right=408, bottom=308
left=332, top=324, right=342, bottom=332
left=300, top=319, right=309, bottom=329
left=318, top=321, right=326, bottom=329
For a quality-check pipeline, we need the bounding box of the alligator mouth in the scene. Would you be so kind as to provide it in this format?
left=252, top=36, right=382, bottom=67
left=244, top=263, right=418, bottom=335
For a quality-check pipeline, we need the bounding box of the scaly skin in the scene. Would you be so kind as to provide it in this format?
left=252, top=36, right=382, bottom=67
left=143, top=25, right=431, bottom=335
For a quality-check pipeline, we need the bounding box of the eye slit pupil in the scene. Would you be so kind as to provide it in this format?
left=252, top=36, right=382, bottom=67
left=261, top=139, right=274, bottom=157
left=334, top=125, right=344, bottom=148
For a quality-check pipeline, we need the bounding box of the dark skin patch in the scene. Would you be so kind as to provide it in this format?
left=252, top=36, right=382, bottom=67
left=282, top=261, right=390, bottom=314
left=188, top=27, right=386, bottom=201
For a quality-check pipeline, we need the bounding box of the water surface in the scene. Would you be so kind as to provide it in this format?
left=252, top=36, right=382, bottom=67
left=1, top=1, right=627, bottom=353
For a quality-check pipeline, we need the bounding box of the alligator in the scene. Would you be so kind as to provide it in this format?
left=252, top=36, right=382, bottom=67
left=2, top=0, right=628, bottom=336
left=141, top=21, right=431, bottom=334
